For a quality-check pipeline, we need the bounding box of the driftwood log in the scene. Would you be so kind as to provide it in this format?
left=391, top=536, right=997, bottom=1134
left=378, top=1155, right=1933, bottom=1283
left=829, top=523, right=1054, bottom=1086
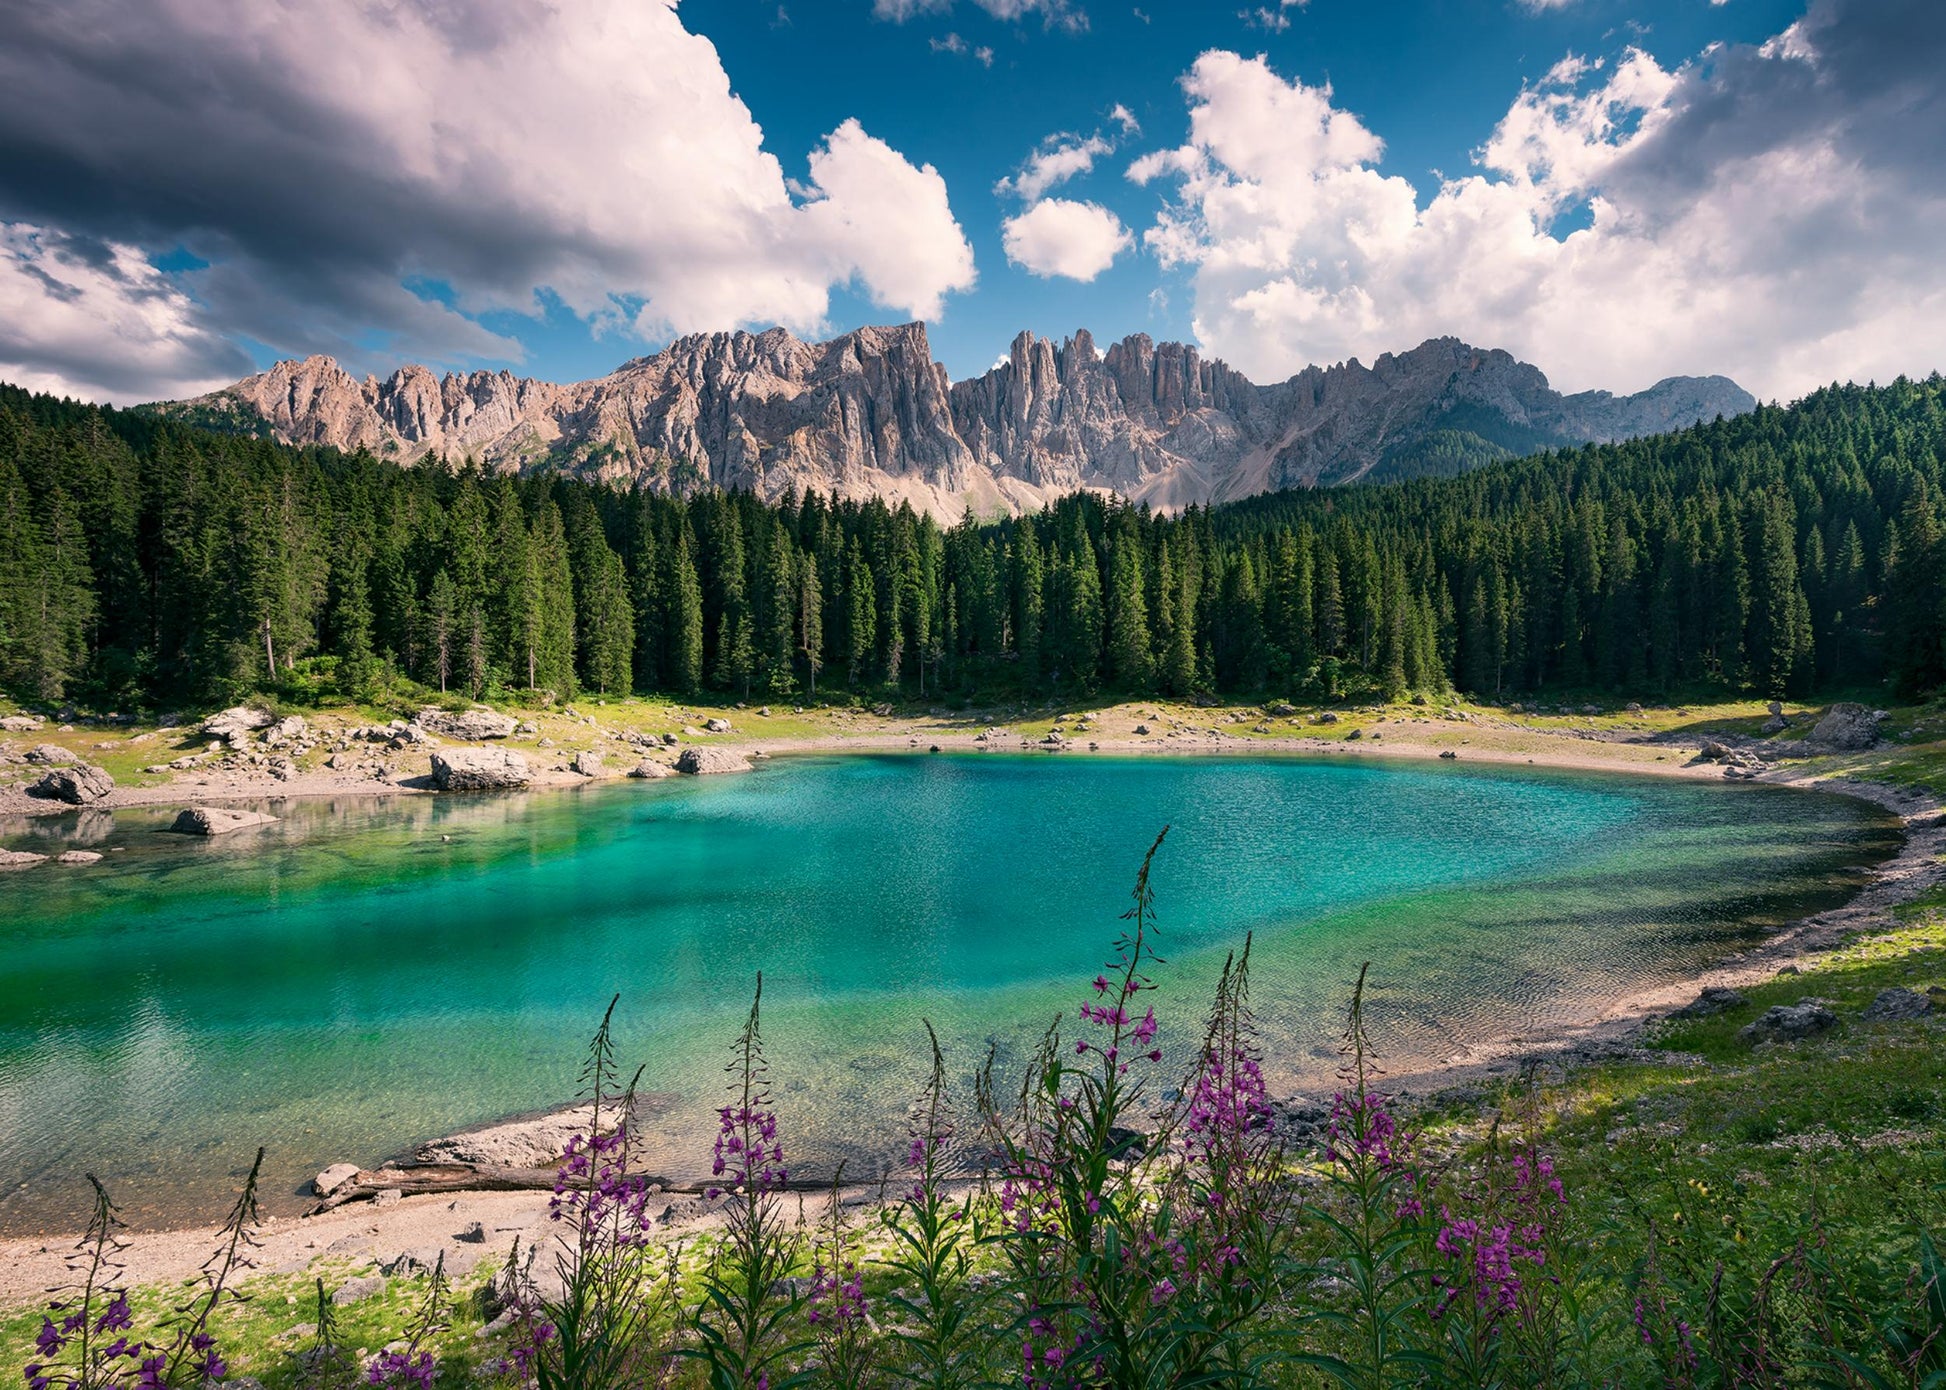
left=306, top=1161, right=852, bottom=1214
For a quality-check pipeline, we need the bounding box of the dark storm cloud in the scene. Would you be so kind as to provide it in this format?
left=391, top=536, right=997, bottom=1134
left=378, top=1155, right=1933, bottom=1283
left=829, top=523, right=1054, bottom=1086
left=1607, top=0, right=1946, bottom=205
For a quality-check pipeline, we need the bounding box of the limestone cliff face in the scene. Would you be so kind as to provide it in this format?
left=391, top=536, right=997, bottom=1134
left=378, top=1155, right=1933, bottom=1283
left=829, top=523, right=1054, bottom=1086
left=169, top=325, right=1755, bottom=517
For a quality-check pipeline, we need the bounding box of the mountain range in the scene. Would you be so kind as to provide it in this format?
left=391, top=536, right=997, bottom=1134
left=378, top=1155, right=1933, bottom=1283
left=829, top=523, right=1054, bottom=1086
left=159, top=324, right=1755, bottom=516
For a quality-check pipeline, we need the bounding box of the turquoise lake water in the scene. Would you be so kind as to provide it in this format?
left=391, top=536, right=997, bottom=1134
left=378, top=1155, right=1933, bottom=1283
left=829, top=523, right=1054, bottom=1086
left=0, top=753, right=1902, bottom=1232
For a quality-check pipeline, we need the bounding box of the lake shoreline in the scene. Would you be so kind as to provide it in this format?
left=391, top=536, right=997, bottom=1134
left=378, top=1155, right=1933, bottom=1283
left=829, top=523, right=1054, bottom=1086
left=0, top=701, right=1935, bottom=1291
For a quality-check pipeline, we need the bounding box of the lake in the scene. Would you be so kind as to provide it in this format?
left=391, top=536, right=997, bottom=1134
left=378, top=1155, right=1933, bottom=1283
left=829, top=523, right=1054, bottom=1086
left=0, top=753, right=1902, bottom=1232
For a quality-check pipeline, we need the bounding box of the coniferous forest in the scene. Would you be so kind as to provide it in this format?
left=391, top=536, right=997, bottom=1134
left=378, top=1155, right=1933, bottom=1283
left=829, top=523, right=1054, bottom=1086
left=2, top=374, right=1944, bottom=713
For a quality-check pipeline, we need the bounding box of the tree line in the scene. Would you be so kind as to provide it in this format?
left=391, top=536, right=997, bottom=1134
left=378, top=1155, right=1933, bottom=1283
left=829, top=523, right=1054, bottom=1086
left=1, top=375, right=1944, bottom=712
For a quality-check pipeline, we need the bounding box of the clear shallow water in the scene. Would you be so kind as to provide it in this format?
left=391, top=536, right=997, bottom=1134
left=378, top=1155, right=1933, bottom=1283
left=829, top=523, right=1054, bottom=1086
left=0, top=754, right=1900, bottom=1232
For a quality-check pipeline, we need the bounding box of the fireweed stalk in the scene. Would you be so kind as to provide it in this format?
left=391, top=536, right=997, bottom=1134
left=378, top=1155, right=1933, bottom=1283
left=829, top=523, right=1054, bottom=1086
left=363, top=1252, right=448, bottom=1390
left=510, top=998, right=682, bottom=1390
left=687, top=975, right=809, bottom=1390
left=806, top=1170, right=873, bottom=1389
left=27, top=1151, right=262, bottom=1390
left=874, top=1023, right=993, bottom=1390
left=1295, top=966, right=1435, bottom=1390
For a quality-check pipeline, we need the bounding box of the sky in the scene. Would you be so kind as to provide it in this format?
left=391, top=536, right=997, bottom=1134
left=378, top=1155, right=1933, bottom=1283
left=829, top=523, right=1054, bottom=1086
left=0, top=0, right=1941, bottom=406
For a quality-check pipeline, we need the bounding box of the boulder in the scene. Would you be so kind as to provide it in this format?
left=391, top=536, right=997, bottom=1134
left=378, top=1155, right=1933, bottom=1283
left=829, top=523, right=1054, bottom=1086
left=1737, top=1001, right=1838, bottom=1046
left=415, top=1104, right=599, bottom=1167
left=659, top=732, right=680, bottom=746
left=1316, top=711, right=1340, bottom=724
left=0, top=849, right=47, bottom=871
left=1670, top=986, right=1747, bottom=1020
left=331, top=1275, right=386, bottom=1307
left=0, top=715, right=44, bottom=732
left=675, top=747, right=751, bottom=775
left=1438, top=749, right=1457, bottom=759
left=29, top=764, right=115, bottom=805
left=265, top=715, right=308, bottom=744
left=417, top=707, right=519, bottom=741
left=1761, top=715, right=1788, bottom=734
left=1861, top=987, right=1933, bottom=1022
left=169, top=806, right=279, bottom=836
left=430, top=747, right=531, bottom=791
left=201, top=706, right=274, bottom=740
left=25, top=743, right=78, bottom=765
left=627, top=760, right=674, bottom=779
left=1134, top=724, right=1150, bottom=735
left=1809, top=702, right=1886, bottom=751
left=55, top=850, right=103, bottom=865
left=569, top=750, right=603, bottom=777
left=703, top=717, right=733, bottom=734
left=313, top=1163, right=361, bottom=1198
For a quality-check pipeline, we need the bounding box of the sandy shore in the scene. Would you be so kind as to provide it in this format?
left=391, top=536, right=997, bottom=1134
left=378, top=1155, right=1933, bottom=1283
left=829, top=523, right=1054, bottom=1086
left=0, top=700, right=1933, bottom=1301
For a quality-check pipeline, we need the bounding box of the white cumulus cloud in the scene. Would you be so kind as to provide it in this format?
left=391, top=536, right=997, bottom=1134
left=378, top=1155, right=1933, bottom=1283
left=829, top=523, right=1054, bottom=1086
left=0, top=0, right=977, bottom=400
left=1131, top=0, right=1946, bottom=397
left=1002, top=199, right=1132, bottom=280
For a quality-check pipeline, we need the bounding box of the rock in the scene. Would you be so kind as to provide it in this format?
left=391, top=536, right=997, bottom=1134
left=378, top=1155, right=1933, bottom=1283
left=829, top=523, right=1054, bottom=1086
left=1670, top=986, right=1747, bottom=1020
left=569, top=750, right=603, bottom=777
left=660, top=732, right=680, bottom=746
left=1345, top=728, right=1363, bottom=740
left=430, top=748, right=531, bottom=791
left=1861, top=987, right=1933, bottom=1021
left=1767, top=700, right=1784, bottom=716
left=1809, top=702, right=1886, bottom=752
left=756, top=707, right=771, bottom=717
left=29, top=764, right=115, bottom=804
left=0, top=715, right=43, bottom=732
left=675, top=747, right=751, bottom=775
left=372, top=1188, right=402, bottom=1207
left=515, top=721, right=539, bottom=736
left=168, top=806, right=279, bottom=836
left=1438, top=749, right=1457, bottom=759
left=1626, top=702, right=1643, bottom=714
left=1316, top=711, right=1340, bottom=724
left=455, top=1221, right=487, bottom=1244
left=1761, top=715, right=1788, bottom=734
left=1266, top=702, right=1297, bottom=716
left=1040, top=731, right=1066, bottom=746
left=0, top=849, right=48, bottom=870
left=314, top=1163, right=361, bottom=1198
left=55, top=850, right=103, bottom=865
left=627, top=760, right=673, bottom=779
left=265, top=715, right=308, bottom=743
left=1697, top=739, right=1733, bottom=762
left=24, top=743, right=77, bottom=765
left=185, top=335, right=1753, bottom=520
left=331, top=1275, right=385, bottom=1306
left=1134, top=724, right=1150, bottom=735
left=201, top=706, right=274, bottom=739
left=417, top=707, right=519, bottom=741
left=1737, top=1002, right=1838, bottom=1046
left=416, top=1104, right=600, bottom=1167
left=703, top=717, right=733, bottom=734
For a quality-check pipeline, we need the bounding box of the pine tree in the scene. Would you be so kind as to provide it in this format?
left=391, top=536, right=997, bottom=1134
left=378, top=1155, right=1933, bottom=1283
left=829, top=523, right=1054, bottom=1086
left=799, top=553, right=824, bottom=696
left=1105, top=531, right=1152, bottom=688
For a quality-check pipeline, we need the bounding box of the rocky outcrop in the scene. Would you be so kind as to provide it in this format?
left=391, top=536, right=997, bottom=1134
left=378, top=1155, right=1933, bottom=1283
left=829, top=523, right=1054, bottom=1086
left=201, top=706, right=275, bottom=740
left=417, top=707, right=519, bottom=741
left=162, top=329, right=1754, bottom=517
left=168, top=806, right=279, bottom=836
left=1862, top=987, right=1933, bottom=1021
left=1738, top=1001, right=1838, bottom=1046
left=675, top=747, right=751, bottom=775
left=1809, top=703, right=1886, bottom=751
left=28, top=764, right=114, bottom=804
left=430, top=747, right=531, bottom=791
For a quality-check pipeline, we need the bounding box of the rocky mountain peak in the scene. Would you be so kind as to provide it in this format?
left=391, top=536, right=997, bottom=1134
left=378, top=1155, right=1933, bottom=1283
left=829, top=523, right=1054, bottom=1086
left=162, top=326, right=1756, bottom=517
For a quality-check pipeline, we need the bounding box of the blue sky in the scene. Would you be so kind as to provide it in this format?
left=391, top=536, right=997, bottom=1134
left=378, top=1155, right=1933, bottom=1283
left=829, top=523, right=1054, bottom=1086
left=0, top=0, right=1938, bottom=404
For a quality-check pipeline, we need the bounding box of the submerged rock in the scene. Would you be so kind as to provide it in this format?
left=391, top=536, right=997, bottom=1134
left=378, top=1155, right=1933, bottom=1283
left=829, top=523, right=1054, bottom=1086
left=431, top=747, right=531, bottom=791
left=1738, top=1001, right=1838, bottom=1046
left=169, top=806, right=279, bottom=836
left=55, top=850, right=103, bottom=865
left=0, top=849, right=47, bottom=870
left=675, top=747, right=751, bottom=775
left=29, top=764, right=115, bottom=804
